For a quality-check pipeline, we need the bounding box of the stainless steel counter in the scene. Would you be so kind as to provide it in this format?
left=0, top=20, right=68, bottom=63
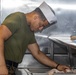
left=16, top=68, right=76, bottom=75
left=48, top=36, right=76, bottom=68
left=16, top=68, right=49, bottom=75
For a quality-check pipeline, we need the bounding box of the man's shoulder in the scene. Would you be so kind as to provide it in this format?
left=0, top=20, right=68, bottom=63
left=11, top=12, right=24, bottom=16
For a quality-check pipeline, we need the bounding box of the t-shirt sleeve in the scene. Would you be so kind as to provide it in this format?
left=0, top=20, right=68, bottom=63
left=29, top=33, right=37, bottom=44
left=1, top=12, right=21, bottom=34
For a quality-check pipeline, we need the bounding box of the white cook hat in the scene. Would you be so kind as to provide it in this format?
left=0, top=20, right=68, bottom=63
left=39, top=1, right=57, bottom=24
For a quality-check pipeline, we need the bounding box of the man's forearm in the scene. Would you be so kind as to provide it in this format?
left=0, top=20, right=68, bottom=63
left=0, top=39, right=6, bottom=66
left=34, top=50, right=58, bottom=68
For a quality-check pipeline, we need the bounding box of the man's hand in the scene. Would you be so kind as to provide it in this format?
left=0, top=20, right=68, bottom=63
left=0, top=65, right=8, bottom=75
left=48, top=68, right=72, bottom=75
left=57, top=64, right=71, bottom=72
left=71, top=36, right=76, bottom=40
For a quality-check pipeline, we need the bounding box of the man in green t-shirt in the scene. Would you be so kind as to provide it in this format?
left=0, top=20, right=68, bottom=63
left=0, top=1, right=71, bottom=75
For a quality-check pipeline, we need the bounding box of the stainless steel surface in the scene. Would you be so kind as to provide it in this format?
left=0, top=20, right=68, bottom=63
left=49, top=36, right=76, bottom=49
left=48, top=36, right=76, bottom=68
left=16, top=68, right=49, bottom=75
left=33, top=73, right=48, bottom=75
left=16, top=69, right=76, bottom=75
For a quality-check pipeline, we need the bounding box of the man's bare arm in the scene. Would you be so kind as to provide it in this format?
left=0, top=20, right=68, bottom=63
left=0, top=25, right=12, bottom=74
left=28, top=43, right=71, bottom=72
left=28, top=43, right=57, bottom=68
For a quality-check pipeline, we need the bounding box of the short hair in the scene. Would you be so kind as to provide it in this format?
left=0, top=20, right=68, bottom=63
left=33, top=8, right=47, bottom=21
